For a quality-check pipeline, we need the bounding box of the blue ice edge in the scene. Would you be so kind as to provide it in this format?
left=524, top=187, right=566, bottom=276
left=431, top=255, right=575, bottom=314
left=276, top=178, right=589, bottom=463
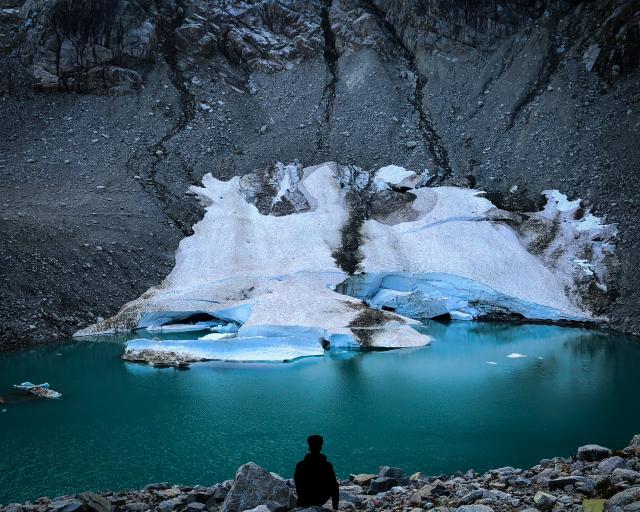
left=123, top=271, right=590, bottom=365
left=124, top=336, right=327, bottom=363
left=336, top=272, right=589, bottom=322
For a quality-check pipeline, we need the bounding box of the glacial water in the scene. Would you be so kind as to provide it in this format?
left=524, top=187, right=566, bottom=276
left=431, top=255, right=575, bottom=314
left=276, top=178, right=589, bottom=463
left=1, top=321, right=639, bottom=504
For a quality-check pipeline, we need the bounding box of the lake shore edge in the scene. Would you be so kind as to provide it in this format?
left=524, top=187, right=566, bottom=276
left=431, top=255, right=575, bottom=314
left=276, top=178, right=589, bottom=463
left=2, top=436, right=639, bottom=512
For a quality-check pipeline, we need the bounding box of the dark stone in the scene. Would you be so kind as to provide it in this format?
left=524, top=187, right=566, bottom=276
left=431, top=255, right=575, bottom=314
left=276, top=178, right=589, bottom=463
left=78, top=493, right=112, bottom=512
left=458, top=490, right=484, bottom=505
left=368, top=477, right=397, bottom=494
left=607, top=487, right=640, bottom=510
left=548, top=476, right=579, bottom=490
left=378, top=466, right=404, bottom=479
left=577, top=444, right=612, bottom=462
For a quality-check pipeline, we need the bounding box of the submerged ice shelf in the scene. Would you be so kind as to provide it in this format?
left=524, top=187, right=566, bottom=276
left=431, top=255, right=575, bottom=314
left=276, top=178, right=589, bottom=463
left=75, top=161, right=616, bottom=364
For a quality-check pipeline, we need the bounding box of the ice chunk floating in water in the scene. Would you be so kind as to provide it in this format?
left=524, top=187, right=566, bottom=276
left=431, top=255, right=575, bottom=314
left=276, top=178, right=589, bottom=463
left=75, top=161, right=616, bottom=364
left=123, top=337, right=325, bottom=364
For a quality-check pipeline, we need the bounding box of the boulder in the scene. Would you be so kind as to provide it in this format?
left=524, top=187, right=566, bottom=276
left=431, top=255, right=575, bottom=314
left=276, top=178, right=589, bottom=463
left=548, top=476, right=580, bottom=490
left=576, top=478, right=597, bottom=496
left=534, top=467, right=559, bottom=484
left=623, top=502, right=640, bottom=512
left=221, top=462, right=296, bottom=512
left=599, top=457, right=628, bottom=474
left=368, top=477, right=397, bottom=494
left=606, top=487, right=640, bottom=510
left=157, top=499, right=181, bottom=512
left=78, top=493, right=112, bottom=512
left=185, top=491, right=209, bottom=504
left=242, top=507, right=271, bottom=512
left=410, top=481, right=441, bottom=504
left=205, top=483, right=229, bottom=506
left=458, top=490, right=484, bottom=505
left=156, top=488, right=182, bottom=499
left=60, top=504, right=83, bottom=512
left=577, top=445, right=612, bottom=462
left=378, top=466, right=404, bottom=479
left=455, top=506, right=495, bottom=512
left=533, top=491, right=557, bottom=510
left=49, top=501, right=83, bottom=512
left=123, top=504, right=144, bottom=512
left=185, top=503, right=206, bottom=512
left=612, top=469, right=640, bottom=485
left=626, top=436, right=640, bottom=458
left=350, top=474, right=376, bottom=486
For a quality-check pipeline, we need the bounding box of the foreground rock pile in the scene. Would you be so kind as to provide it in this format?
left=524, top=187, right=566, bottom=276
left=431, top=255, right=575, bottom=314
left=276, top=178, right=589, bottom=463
left=2, top=436, right=639, bottom=512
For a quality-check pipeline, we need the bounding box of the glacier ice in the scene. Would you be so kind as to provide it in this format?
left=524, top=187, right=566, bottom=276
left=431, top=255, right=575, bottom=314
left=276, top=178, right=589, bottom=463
left=199, top=332, right=236, bottom=341
left=123, top=336, right=325, bottom=363
left=75, top=161, right=616, bottom=365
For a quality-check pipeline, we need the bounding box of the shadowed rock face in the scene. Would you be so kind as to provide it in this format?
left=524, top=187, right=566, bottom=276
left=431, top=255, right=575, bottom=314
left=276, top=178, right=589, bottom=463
left=21, top=0, right=162, bottom=92
left=0, top=0, right=639, bottom=348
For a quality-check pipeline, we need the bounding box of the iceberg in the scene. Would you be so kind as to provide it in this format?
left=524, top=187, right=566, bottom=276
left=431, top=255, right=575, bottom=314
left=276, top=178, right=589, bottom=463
left=144, top=321, right=220, bottom=333
left=75, top=161, right=616, bottom=364
left=199, top=332, right=236, bottom=341
left=123, top=336, right=325, bottom=364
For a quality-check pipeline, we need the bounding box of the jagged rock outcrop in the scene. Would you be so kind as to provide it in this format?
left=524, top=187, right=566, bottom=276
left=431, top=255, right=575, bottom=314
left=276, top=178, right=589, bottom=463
left=20, top=0, right=165, bottom=93
left=174, top=1, right=323, bottom=80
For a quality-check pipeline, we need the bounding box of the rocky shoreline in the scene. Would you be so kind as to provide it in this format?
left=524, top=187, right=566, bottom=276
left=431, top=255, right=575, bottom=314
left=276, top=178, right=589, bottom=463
left=2, top=436, right=639, bottom=512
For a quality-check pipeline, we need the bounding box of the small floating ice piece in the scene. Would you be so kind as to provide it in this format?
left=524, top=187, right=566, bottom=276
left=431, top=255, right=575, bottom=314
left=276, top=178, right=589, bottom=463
left=507, top=353, right=528, bottom=359
left=538, top=356, right=544, bottom=360
left=199, top=332, right=236, bottom=341
left=486, top=361, right=497, bottom=365
left=449, top=310, right=475, bottom=321
left=211, top=323, right=239, bottom=334
left=124, top=336, right=326, bottom=363
left=145, top=321, right=218, bottom=333
left=13, top=382, right=62, bottom=399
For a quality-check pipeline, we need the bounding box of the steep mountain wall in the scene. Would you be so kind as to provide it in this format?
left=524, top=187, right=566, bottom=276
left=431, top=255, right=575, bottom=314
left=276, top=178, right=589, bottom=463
left=0, top=0, right=638, bottom=348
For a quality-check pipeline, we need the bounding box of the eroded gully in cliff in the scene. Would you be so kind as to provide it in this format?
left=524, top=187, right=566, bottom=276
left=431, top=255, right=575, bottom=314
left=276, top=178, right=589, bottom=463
left=360, top=0, right=453, bottom=183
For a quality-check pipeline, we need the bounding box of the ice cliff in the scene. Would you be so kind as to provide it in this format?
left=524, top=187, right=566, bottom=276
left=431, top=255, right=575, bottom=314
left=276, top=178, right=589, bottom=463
left=75, top=162, right=616, bottom=363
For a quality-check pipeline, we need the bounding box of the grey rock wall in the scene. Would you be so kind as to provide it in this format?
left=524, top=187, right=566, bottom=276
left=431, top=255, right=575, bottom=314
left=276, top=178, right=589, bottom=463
left=1, top=0, right=639, bottom=347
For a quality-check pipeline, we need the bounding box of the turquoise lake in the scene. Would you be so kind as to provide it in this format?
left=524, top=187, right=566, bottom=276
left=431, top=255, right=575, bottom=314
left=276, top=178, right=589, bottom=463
left=1, top=321, right=639, bottom=504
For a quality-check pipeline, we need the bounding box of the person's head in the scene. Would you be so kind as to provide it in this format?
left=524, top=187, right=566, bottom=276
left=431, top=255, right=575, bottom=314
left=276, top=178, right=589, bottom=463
left=307, top=434, right=323, bottom=454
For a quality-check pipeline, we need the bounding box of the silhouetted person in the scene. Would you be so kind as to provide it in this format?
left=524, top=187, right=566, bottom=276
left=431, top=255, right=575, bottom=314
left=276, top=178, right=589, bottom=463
left=294, top=435, right=339, bottom=510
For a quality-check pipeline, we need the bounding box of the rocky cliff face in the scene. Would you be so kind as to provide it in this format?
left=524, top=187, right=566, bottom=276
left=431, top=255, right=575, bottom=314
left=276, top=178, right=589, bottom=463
left=0, top=0, right=639, bottom=347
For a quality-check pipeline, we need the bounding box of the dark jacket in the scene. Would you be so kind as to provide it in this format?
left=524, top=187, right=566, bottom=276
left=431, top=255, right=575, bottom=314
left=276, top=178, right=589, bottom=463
left=294, top=453, right=339, bottom=509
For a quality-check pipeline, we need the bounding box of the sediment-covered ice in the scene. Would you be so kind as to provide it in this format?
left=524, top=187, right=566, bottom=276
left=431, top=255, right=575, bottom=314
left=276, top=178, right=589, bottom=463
left=76, top=161, right=616, bottom=364
left=123, top=337, right=325, bottom=363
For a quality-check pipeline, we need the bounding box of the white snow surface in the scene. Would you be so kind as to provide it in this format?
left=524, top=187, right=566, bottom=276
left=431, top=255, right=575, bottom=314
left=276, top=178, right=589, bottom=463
left=373, top=165, right=418, bottom=191
left=76, top=162, right=615, bottom=363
